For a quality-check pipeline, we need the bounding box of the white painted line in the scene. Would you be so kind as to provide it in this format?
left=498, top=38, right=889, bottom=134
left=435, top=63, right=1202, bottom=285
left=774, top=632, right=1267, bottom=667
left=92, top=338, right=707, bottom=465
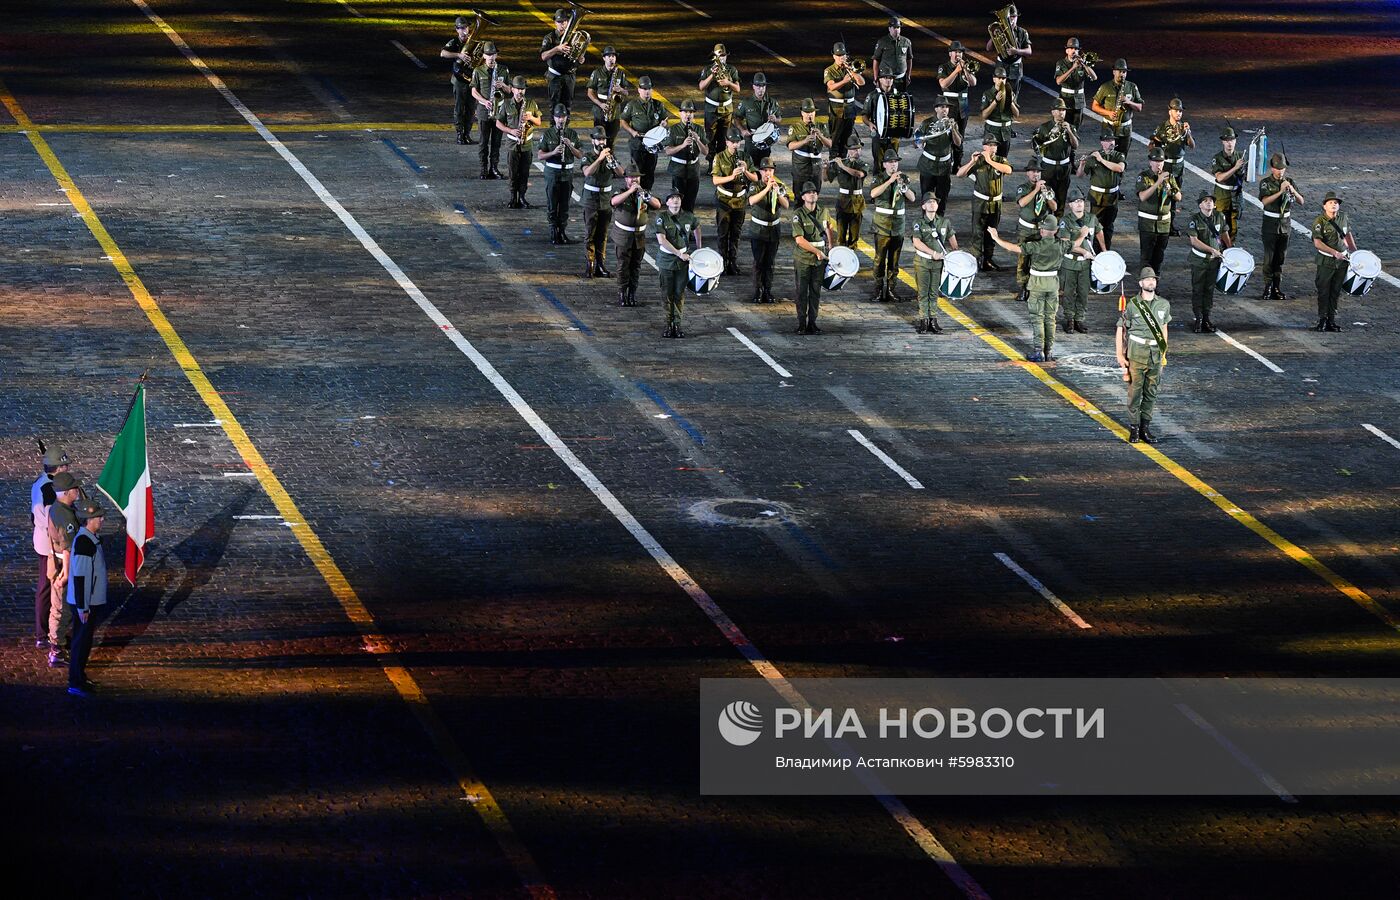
left=747, top=39, right=796, bottom=68
left=727, top=326, right=793, bottom=378
left=36, top=202, right=69, bottom=206
left=994, top=552, right=1093, bottom=630
left=390, top=40, right=427, bottom=70
left=1175, top=703, right=1297, bottom=803
left=1214, top=330, right=1284, bottom=374
left=336, top=0, right=364, bottom=17
left=233, top=514, right=284, bottom=520
left=222, top=472, right=258, bottom=477
left=1363, top=423, right=1400, bottom=450
left=848, top=429, right=924, bottom=489
left=643, top=251, right=659, bottom=271
left=669, top=0, right=711, bottom=18
left=173, top=421, right=222, bottom=427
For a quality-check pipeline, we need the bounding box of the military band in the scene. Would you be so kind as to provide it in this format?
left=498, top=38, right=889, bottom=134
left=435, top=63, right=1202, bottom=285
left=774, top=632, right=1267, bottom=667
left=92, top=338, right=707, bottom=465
left=865, top=72, right=903, bottom=172
left=1211, top=126, right=1246, bottom=243
left=823, top=43, right=866, bottom=155
left=987, top=4, right=1031, bottom=101
left=915, top=96, right=959, bottom=213
left=792, top=182, right=835, bottom=334
left=586, top=46, right=629, bottom=147
left=1053, top=38, right=1096, bottom=165
left=1259, top=152, right=1302, bottom=301
left=619, top=76, right=667, bottom=191
left=936, top=41, right=977, bottom=171
left=989, top=213, right=1088, bottom=362
left=912, top=192, right=956, bottom=334
left=444, top=16, right=481, bottom=145
left=699, top=43, right=741, bottom=171
left=980, top=66, right=1018, bottom=160
left=735, top=73, right=782, bottom=167
left=1032, top=97, right=1077, bottom=215
left=1186, top=190, right=1231, bottom=333
left=713, top=128, right=759, bottom=276
left=828, top=137, right=869, bottom=249
left=611, top=164, right=661, bottom=307
left=1312, top=191, right=1356, bottom=331
left=1013, top=158, right=1056, bottom=302
left=1079, top=125, right=1126, bottom=248
left=471, top=42, right=508, bottom=178
left=747, top=159, right=791, bottom=303
left=872, top=17, right=913, bottom=91
left=582, top=127, right=624, bottom=277
left=870, top=151, right=916, bottom=303
left=538, top=104, right=584, bottom=244
left=1090, top=59, right=1141, bottom=158
left=1148, top=98, right=1194, bottom=234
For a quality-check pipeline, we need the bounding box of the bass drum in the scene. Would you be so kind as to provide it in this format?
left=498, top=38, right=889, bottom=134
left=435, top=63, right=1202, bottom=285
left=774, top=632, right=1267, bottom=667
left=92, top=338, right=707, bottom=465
left=870, top=92, right=916, bottom=140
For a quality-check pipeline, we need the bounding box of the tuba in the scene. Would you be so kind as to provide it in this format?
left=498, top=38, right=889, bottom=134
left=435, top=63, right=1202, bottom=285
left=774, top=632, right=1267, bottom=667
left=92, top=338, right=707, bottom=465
left=559, top=2, right=592, bottom=65
left=453, top=9, right=500, bottom=78
left=988, top=5, right=1017, bottom=59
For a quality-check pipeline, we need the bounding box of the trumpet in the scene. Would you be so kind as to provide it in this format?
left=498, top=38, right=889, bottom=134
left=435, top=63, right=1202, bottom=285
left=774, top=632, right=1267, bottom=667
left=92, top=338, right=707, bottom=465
left=843, top=58, right=867, bottom=81
left=1076, top=51, right=1101, bottom=70
left=961, top=58, right=981, bottom=77
left=711, top=52, right=726, bottom=76
left=559, top=2, right=591, bottom=65
left=767, top=175, right=795, bottom=201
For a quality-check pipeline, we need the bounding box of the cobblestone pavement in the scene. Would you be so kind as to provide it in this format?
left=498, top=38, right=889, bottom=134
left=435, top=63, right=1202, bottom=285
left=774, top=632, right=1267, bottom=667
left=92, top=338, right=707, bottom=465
left=3, top=0, right=1399, bottom=897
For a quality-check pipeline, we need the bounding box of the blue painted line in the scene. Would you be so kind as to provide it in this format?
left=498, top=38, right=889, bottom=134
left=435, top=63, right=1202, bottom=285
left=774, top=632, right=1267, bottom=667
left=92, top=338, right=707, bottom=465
left=536, top=287, right=593, bottom=335
left=317, top=76, right=349, bottom=107
left=453, top=203, right=504, bottom=251
left=380, top=137, right=423, bottom=172
left=634, top=382, right=705, bottom=445
left=782, top=521, right=843, bottom=571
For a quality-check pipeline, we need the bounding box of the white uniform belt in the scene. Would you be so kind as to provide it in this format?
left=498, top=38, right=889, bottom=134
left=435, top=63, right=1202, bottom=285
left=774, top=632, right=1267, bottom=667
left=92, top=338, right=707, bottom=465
left=1138, top=210, right=1166, bottom=219
left=1318, top=248, right=1344, bottom=257
left=942, top=91, right=965, bottom=98
left=973, top=191, right=1001, bottom=201
left=1090, top=184, right=1120, bottom=193
left=1191, top=247, right=1214, bottom=258
left=1018, top=217, right=1037, bottom=230
left=875, top=207, right=904, bottom=216
left=837, top=187, right=856, bottom=194
left=1129, top=334, right=1154, bottom=345
left=1165, top=156, right=1182, bottom=164
left=988, top=119, right=1011, bottom=127
left=705, top=97, right=733, bottom=107
left=1213, top=178, right=1235, bottom=187
left=922, top=150, right=953, bottom=162
left=614, top=222, right=646, bottom=232
left=1060, top=87, right=1080, bottom=94
left=716, top=185, right=739, bottom=196
left=794, top=149, right=823, bottom=159
left=827, top=97, right=848, bottom=104
left=547, top=67, right=566, bottom=77
left=544, top=161, right=572, bottom=169
left=658, top=245, right=680, bottom=255
left=669, top=156, right=698, bottom=165
left=1042, top=156, right=1069, bottom=166
left=1030, top=267, right=1059, bottom=277
left=1261, top=209, right=1288, bottom=218
left=583, top=183, right=612, bottom=192
left=802, top=240, right=826, bottom=248
left=750, top=217, right=776, bottom=227
left=1062, top=253, right=1079, bottom=261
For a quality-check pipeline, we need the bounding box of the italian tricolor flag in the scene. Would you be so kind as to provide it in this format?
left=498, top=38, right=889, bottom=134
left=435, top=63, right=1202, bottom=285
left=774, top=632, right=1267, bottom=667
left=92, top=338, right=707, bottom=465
left=97, top=383, right=155, bottom=585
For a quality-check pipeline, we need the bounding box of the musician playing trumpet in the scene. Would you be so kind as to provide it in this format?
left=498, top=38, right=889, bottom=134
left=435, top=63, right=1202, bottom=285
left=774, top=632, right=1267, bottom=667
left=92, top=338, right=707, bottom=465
left=698, top=43, right=741, bottom=171
left=1013, top=157, right=1057, bottom=302
left=1032, top=97, right=1077, bottom=215
left=1052, top=38, right=1096, bottom=165
left=869, top=150, right=917, bottom=303
left=827, top=136, right=869, bottom=249
left=746, top=159, right=792, bottom=304
left=1259, top=151, right=1304, bottom=301
left=1148, top=98, right=1195, bottom=234
left=823, top=42, right=866, bottom=154
left=537, top=103, right=585, bottom=244
left=936, top=40, right=977, bottom=170
left=713, top=128, right=760, bottom=277
left=582, top=127, right=625, bottom=278
left=540, top=7, right=580, bottom=112
left=610, top=163, right=662, bottom=307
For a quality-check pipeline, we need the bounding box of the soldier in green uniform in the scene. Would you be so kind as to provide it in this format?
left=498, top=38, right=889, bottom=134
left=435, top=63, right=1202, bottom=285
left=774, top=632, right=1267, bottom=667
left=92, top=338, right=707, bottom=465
left=1013, top=158, right=1056, bottom=302
left=955, top=133, right=1012, bottom=271
left=935, top=43, right=976, bottom=171
left=539, top=8, right=579, bottom=112
left=1116, top=267, right=1170, bottom=444
left=581, top=127, right=624, bottom=278
left=870, top=150, right=916, bottom=302
left=872, top=16, right=913, bottom=91
left=45, top=471, right=82, bottom=667
left=1032, top=97, right=1077, bottom=215
left=620, top=76, right=667, bottom=191
left=792, top=181, right=835, bottom=334
left=1311, top=191, right=1357, bottom=332
left=914, top=96, right=960, bottom=212
left=989, top=214, right=1087, bottom=362
left=664, top=99, right=708, bottom=213
left=865, top=72, right=902, bottom=171
left=469, top=42, right=508, bottom=178
left=699, top=43, right=741, bottom=171
left=1211, top=126, right=1247, bottom=243
left=655, top=189, right=702, bottom=338
left=610, top=163, right=661, bottom=307
left=495, top=76, right=542, bottom=209
left=747, top=160, right=791, bottom=303
left=1136, top=146, right=1180, bottom=277
left=712, top=127, right=758, bottom=276
left=787, top=99, right=832, bottom=199
left=979, top=65, right=1019, bottom=160
left=986, top=4, right=1031, bottom=101
left=1052, top=38, right=1096, bottom=167
left=1186, top=190, right=1230, bottom=333
left=827, top=136, right=868, bottom=248
left=1259, top=151, right=1304, bottom=301
left=585, top=46, right=629, bottom=148
left=911, top=191, right=957, bottom=334
left=823, top=43, right=866, bottom=154
left=441, top=16, right=479, bottom=145
left=1057, top=188, right=1102, bottom=333
left=1078, top=125, right=1126, bottom=248
left=1148, top=98, right=1195, bottom=235
left=1090, top=59, right=1141, bottom=159
left=537, top=104, right=584, bottom=244
left=735, top=73, right=782, bottom=168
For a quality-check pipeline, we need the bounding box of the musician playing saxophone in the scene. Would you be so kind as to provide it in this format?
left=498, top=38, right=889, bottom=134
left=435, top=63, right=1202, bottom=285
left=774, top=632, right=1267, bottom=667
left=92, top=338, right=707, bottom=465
left=470, top=42, right=509, bottom=179
left=1090, top=59, right=1141, bottom=158
left=586, top=45, right=628, bottom=148
left=823, top=42, right=865, bottom=155
left=539, top=8, right=579, bottom=112
left=495, top=76, right=541, bottom=209
left=915, top=96, right=960, bottom=212
left=1148, top=98, right=1194, bottom=235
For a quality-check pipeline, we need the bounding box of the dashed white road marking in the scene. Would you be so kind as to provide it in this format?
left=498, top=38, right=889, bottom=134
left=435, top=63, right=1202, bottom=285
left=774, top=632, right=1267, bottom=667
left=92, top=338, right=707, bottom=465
left=848, top=429, right=924, bottom=489
left=1175, top=703, right=1297, bottom=803
left=747, top=39, right=795, bottom=68
left=1363, top=423, right=1400, bottom=450
left=390, top=40, right=427, bottom=69
left=1214, top=330, right=1285, bottom=374
left=336, top=0, right=364, bottom=17
left=728, top=327, right=793, bottom=378
left=174, top=421, right=222, bottom=427
left=994, top=552, right=1093, bottom=629
left=668, top=0, right=711, bottom=18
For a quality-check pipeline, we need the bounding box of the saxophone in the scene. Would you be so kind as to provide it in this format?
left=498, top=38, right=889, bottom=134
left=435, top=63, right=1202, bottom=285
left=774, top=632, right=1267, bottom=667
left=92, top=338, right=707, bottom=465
left=605, top=65, right=627, bottom=120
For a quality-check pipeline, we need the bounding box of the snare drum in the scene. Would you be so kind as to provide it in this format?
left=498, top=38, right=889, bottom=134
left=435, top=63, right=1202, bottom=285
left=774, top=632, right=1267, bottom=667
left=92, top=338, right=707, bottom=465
left=687, top=248, right=723, bottom=294
left=642, top=125, right=670, bottom=154
left=1215, top=247, right=1255, bottom=295
left=1090, top=250, right=1126, bottom=294
left=939, top=250, right=978, bottom=300
left=751, top=122, right=778, bottom=150
left=822, top=246, right=860, bottom=290
left=870, top=92, right=916, bottom=140
left=1343, top=249, right=1382, bottom=296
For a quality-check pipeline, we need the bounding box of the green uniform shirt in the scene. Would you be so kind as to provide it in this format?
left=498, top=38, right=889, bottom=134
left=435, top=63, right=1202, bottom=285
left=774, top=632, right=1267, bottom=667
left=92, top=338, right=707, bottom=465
left=791, top=204, right=833, bottom=268
left=870, top=175, right=911, bottom=237
left=788, top=120, right=829, bottom=164
left=1312, top=212, right=1351, bottom=269
left=1092, top=79, right=1141, bottom=136
left=496, top=97, right=542, bottom=150
left=655, top=209, right=699, bottom=268
left=1015, top=180, right=1053, bottom=236
left=997, top=26, right=1030, bottom=80
left=981, top=88, right=1015, bottom=140
left=823, top=63, right=857, bottom=105
left=1119, top=293, right=1171, bottom=364
left=915, top=117, right=957, bottom=176
left=48, top=501, right=78, bottom=554
left=1136, top=170, right=1176, bottom=234
left=872, top=34, right=913, bottom=80
left=913, top=214, right=954, bottom=265
left=1150, top=120, right=1189, bottom=164
left=541, top=30, right=577, bottom=76
left=702, top=62, right=740, bottom=108
left=745, top=185, right=786, bottom=240
left=582, top=147, right=620, bottom=202
left=1085, top=148, right=1125, bottom=206
left=735, top=95, right=780, bottom=156
left=444, top=36, right=470, bottom=84
left=969, top=153, right=1007, bottom=206
left=621, top=97, right=667, bottom=136
left=470, top=62, right=510, bottom=110
left=666, top=121, right=704, bottom=172
left=613, top=188, right=651, bottom=245
left=1259, top=174, right=1294, bottom=235
left=1053, top=56, right=1091, bottom=110
left=1031, top=120, right=1073, bottom=172
left=538, top=125, right=582, bottom=180
left=586, top=66, right=628, bottom=121
left=936, top=61, right=973, bottom=115
left=712, top=149, right=754, bottom=209
left=1025, top=237, right=1068, bottom=291
left=1212, top=150, right=1244, bottom=206
left=829, top=157, right=869, bottom=215
left=1187, top=210, right=1227, bottom=265
left=1058, top=211, right=1100, bottom=271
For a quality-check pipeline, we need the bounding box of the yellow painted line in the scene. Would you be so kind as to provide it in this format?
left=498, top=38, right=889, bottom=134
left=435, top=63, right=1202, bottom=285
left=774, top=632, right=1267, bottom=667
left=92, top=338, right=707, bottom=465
left=0, top=121, right=452, bottom=133
left=853, top=238, right=1400, bottom=634
left=0, top=81, right=557, bottom=900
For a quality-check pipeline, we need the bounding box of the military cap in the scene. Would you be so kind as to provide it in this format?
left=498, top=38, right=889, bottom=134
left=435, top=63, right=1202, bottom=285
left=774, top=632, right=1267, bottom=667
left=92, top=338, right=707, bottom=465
left=1050, top=97, right=1067, bottom=111
left=758, top=159, right=775, bottom=170
left=889, top=16, right=902, bottom=27
left=1219, top=126, right=1236, bottom=141
left=637, top=75, right=652, bottom=89
left=727, top=127, right=743, bottom=142
left=680, top=98, right=697, bottom=111
left=949, top=40, right=965, bottom=52
left=752, top=72, right=767, bottom=86
left=1039, top=214, right=1058, bottom=229
left=591, top=126, right=608, bottom=140
left=848, top=135, right=864, bottom=148
left=1323, top=190, right=1343, bottom=204
left=552, top=103, right=568, bottom=117
left=511, top=74, right=527, bottom=89
left=1269, top=151, right=1288, bottom=168
left=623, top=163, right=641, bottom=177
left=713, top=43, right=727, bottom=55
left=801, top=180, right=820, bottom=195
left=1168, top=97, right=1184, bottom=111
left=1006, top=3, right=1018, bottom=14
left=52, top=472, right=81, bottom=492
left=879, top=70, right=895, bottom=81
left=1068, top=187, right=1085, bottom=202
left=602, top=45, right=617, bottom=56
left=667, top=187, right=683, bottom=200
left=1139, top=266, right=1158, bottom=280
left=75, top=498, right=105, bottom=521
left=932, top=95, right=950, bottom=108
left=833, top=41, right=847, bottom=55
left=921, top=190, right=938, bottom=203
left=1099, top=126, right=1116, bottom=140
left=42, top=447, right=71, bottom=468
left=554, top=8, right=570, bottom=22
left=1025, top=157, right=1041, bottom=170
left=1066, top=37, right=1081, bottom=49
left=1147, top=146, right=1165, bottom=161
left=982, top=131, right=998, bottom=145
left=882, top=149, right=899, bottom=162
left=481, top=41, right=497, bottom=54
left=1197, top=190, right=1213, bottom=203
left=800, top=97, right=817, bottom=112
left=1113, top=58, right=1128, bottom=71
left=454, top=16, right=469, bottom=27
left=994, top=65, right=1007, bottom=78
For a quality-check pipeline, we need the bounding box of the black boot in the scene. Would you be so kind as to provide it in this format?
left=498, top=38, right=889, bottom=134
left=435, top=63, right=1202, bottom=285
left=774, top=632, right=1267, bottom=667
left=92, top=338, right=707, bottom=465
left=582, top=259, right=594, bottom=278
left=1073, top=320, right=1087, bottom=334
left=520, top=195, right=534, bottom=208
left=1201, top=318, right=1217, bottom=334
left=1313, top=317, right=1327, bottom=331
left=1325, top=317, right=1342, bottom=332
left=507, top=192, right=523, bottom=209
left=456, top=131, right=468, bottom=145
left=596, top=262, right=613, bottom=278
left=1276, top=287, right=1289, bottom=302
left=1063, top=318, right=1074, bottom=334
left=1128, top=424, right=1140, bottom=443
left=930, top=317, right=944, bottom=334
left=618, top=288, right=628, bottom=307
left=916, top=318, right=929, bottom=333
left=1140, top=421, right=1157, bottom=444
left=558, top=230, right=575, bottom=244
left=1191, top=316, right=1202, bottom=333
left=663, top=323, right=677, bottom=338
left=550, top=227, right=561, bottom=245
left=480, top=166, right=492, bottom=180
